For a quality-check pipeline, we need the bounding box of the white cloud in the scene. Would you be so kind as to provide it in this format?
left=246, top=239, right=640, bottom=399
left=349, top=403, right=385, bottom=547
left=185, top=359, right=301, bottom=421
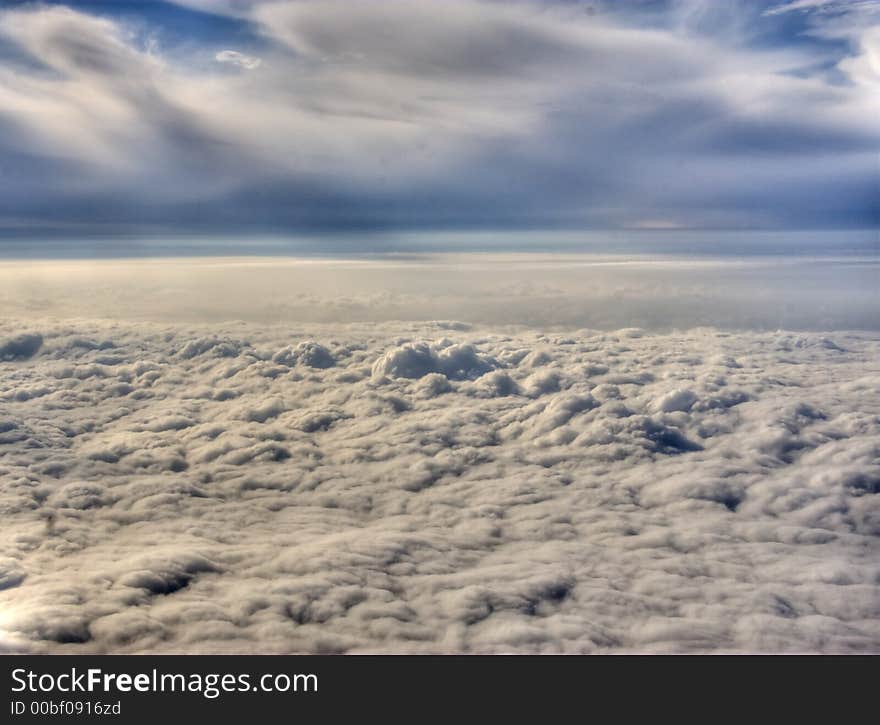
left=165, top=0, right=266, bottom=19
left=215, top=50, right=261, bottom=70
left=838, top=26, right=880, bottom=86
left=765, top=0, right=840, bottom=14
left=0, top=290, right=878, bottom=653
left=765, top=0, right=880, bottom=16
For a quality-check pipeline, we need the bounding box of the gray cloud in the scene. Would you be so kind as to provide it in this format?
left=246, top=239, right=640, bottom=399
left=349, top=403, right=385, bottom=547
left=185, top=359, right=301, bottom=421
left=0, top=1, right=877, bottom=236
left=255, top=0, right=589, bottom=79
left=214, top=49, right=261, bottom=69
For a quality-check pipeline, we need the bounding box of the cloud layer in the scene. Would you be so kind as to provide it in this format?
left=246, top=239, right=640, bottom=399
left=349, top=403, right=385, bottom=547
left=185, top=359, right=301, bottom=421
left=1, top=254, right=877, bottom=331
left=0, top=0, right=877, bottom=236
left=1, top=316, right=878, bottom=653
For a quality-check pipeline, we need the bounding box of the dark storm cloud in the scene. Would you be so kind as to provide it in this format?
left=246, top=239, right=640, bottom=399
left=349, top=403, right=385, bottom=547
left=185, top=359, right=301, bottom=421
left=0, top=0, right=877, bottom=238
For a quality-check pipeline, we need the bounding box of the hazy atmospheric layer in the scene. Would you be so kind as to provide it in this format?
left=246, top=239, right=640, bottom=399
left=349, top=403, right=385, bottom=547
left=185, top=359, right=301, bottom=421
left=1, top=256, right=878, bottom=653
left=1, top=253, right=878, bottom=330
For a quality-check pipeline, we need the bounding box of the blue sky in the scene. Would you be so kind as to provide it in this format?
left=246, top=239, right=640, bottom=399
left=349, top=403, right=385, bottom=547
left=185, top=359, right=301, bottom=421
left=0, top=0, right=877, bottom=240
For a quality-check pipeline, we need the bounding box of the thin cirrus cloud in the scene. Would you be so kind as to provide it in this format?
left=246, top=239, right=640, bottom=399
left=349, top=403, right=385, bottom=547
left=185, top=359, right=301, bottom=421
left=763, top=0, right=880, bottom=16
left=214, top=49, right=261, bottom=70
left=0, top=0, right=877, bottom=239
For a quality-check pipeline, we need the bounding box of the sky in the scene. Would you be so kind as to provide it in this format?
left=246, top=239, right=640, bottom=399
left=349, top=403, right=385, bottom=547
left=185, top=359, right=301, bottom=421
left=1, top=1, right=879, bottom=659
left=0, top=0, right=877, bottom=241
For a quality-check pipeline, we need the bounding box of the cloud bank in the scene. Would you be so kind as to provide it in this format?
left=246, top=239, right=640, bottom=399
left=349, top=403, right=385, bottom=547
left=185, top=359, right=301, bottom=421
left=1, top=254, right=877, bottom=331
left=0, top=0, right=877, bottom=237
left=1, top=317, right=878, bottom=653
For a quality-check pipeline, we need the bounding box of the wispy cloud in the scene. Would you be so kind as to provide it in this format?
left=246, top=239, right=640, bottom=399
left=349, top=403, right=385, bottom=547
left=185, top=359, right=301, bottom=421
left=215, top=49, right=261, bottom=69
left=764, top=0, right=880, bottom=15
left=0, top=0, right=876, bottom=237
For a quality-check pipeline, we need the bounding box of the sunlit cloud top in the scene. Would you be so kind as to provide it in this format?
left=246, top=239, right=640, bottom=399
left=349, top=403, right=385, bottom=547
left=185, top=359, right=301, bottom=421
left=0, top=0, right=877, bottom=238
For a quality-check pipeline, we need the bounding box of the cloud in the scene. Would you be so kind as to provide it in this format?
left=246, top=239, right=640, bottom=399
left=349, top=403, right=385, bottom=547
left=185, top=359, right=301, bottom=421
left=214, top=49, right=261, bottom=69
left=272, top=341, right=335, bottom=369
left=839, top=26, right=880, bottom=87
left=765, top=0, right=880, bottom=16
left=1, top=313, right=878, bottom=653
left=163, top=0, right=267, bottom=19
left=0, top=1, right=877, bottom=235
left=1, top=253, right=877, bottom=331
left=371, top=341, right=495, bottom=381
left=254, top=0, right=586, bottom=80
left=0, top=333, right=42, bottom=361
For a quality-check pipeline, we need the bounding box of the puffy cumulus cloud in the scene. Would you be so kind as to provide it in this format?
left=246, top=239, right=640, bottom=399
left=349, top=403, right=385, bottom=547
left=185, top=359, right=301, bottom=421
left=0, top=0, right=878, bottom=235
left=371, top=341, right=495, bottom=381
left=0, top=333, right=42, bottom=361
left=1, top=317, right=878, bottom=653
left=272, top=341, right=335, bottom=369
